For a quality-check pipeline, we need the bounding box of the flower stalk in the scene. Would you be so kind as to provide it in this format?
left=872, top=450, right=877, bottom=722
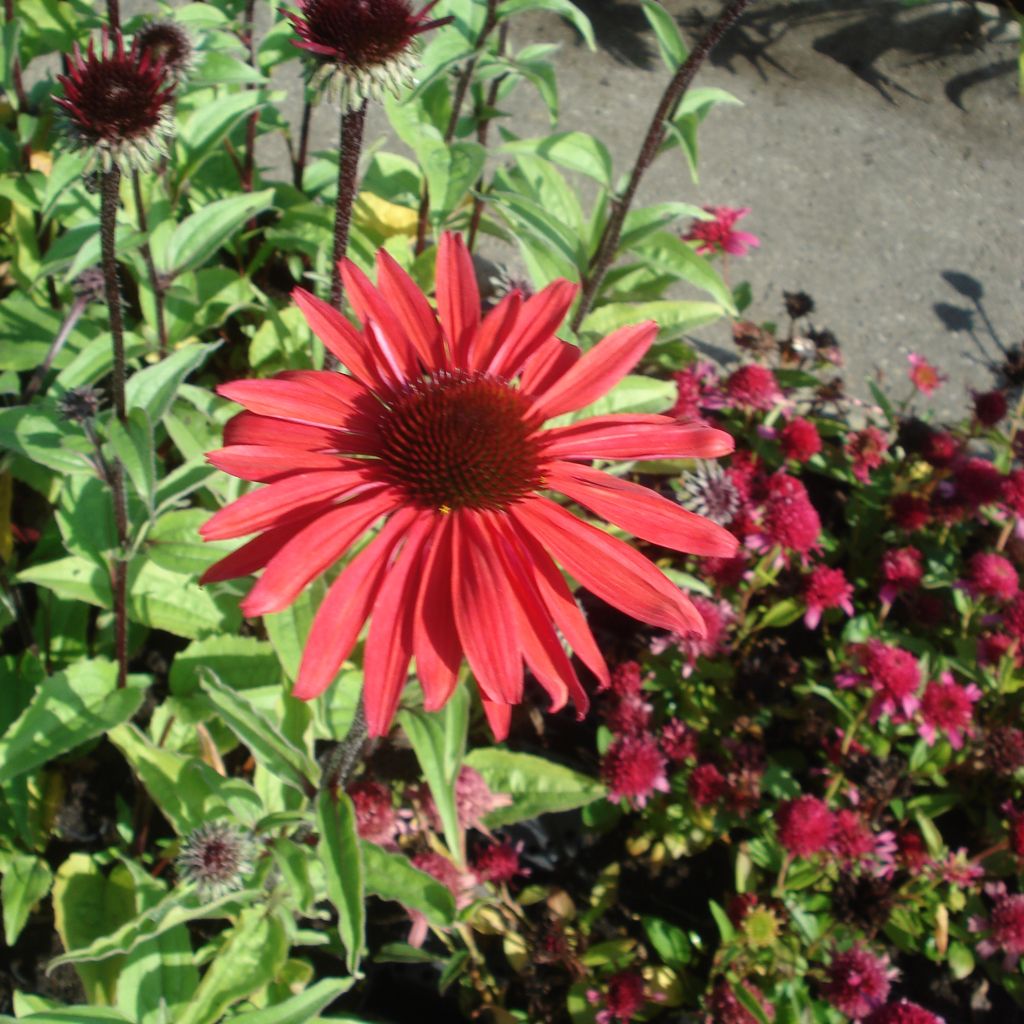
left=329, top=99, right=367, bottom=310
left=570, top=0, right=756, bottom=332
left=100, top=166, right=130, bottom=689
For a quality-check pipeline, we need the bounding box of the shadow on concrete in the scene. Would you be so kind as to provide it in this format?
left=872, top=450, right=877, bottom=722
left=571, top=0, right=659, bottom=67
left=935, top=269, right=1011, bottom=372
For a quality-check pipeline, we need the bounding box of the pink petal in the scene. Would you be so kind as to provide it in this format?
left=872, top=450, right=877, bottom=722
left=293, top=507, right=420, bottom=700
left=451, top=510, right=522, bottom=705
left=375, top=247, right=446, bottom=370
left=291, top=287, right=385, bottom=387
left=240, top=487, right=399, bottom=616
left=206, top=445, right=348, bottom=482
left=363, top=518, right=434, bottom=736
left=201, top=518, right=321, bottom=585
left=200, top=468, right=371, bottom=541
left=436, top=233, right=479, bottom=363
left=530, top=321, right=658, bottom=421
left=543, top=415, right=734, bottom=460
left=547, top=462, right=738, bottom=556
left=412, top=516, right=463, bottom=712
left=513, top=496, right=706, bottom=635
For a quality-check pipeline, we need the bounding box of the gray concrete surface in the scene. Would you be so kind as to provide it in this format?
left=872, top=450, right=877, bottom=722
left=109, top=1, right=1024, bottom=409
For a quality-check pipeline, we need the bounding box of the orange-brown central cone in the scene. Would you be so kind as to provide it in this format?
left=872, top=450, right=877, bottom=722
left=377, top=372, right=544, bottom=512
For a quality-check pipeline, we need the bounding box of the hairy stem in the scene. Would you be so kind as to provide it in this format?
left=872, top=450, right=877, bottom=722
left=107, top=0, right=120, bottom=32
left=3, top=0, right=28, bottom=112
left=320, top=697, right=369, bottom=794
left=293, top=95, right=314, bottom=191
left=329, top=100, right=367, bottom=310
left=100, top=166, right=130, bottom=689
left=570, top=0, right=755, bottom=331
left=131, top=171, right=169, bottom=356
left=22, top=296, right=88, bottom=400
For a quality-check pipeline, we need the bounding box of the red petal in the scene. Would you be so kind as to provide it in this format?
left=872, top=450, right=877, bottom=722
left=363, top=518, right=433, bottom=736
left=485, top=511, right=586, bottom=715
left=547, top=462, right=739, bottom=556
left=200, top=519, right=319, bottom=585
left=223, top=411, right=340, bottom=452
left=451, top=510, right=522, bottom=704
left=481, top=700, right=512, bottom=741
left=500, top=517, right=608, bottom=688
left=199, top=468, right=371, bottom=540
left=530, top=321, right=657, bottom=421
left=206, top=445, right=348, bottom=482
left=376, top=247, right=447, bottom=370
left=466, top=290, right=521, bottom=372
left=291, top=286, right=384, bottom=386
left=543, top=415, right=735, bottom=460
left=513, top=496, right=706, bottom=635
left=520, top=337, right=580, bottom=397
left=293, top=507, right=420, bottom=700
left=487, top=279, right=577, bottom=380
left=240, top=487, right=399, bottom=616
left=341, top=259, right=420, bottom=380
left=217, top=378, right=357, bottom=428
left=436, top=233, right=479, bottom=363
left=412, top=517, right=463, bottom=712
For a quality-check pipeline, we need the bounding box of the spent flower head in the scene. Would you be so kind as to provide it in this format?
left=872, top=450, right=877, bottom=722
left=134, top=20, right=193, bottom=83
left=288, top=0, right=452, bottom=108
left=176, top=821, right=256, bottom=898
left=55, top=30, right=175, bottom=169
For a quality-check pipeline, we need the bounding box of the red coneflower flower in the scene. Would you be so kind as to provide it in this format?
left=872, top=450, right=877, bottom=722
left=201, top=234, right=736, bottom=738
left=288, top=0, right=452, bottom=107
left=55, top=31, right=175, bottom=169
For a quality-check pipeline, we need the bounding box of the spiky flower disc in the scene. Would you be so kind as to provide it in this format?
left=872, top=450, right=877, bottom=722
left=287, top=0, right=452, bottom=108
left=176, top=821, right=256, bottom=898
left=134, top=21, right=194, bottom=83
left=55, top=31, right=175, bottom=170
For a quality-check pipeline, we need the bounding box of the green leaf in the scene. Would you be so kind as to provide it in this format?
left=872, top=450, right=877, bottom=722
left=169, top=634, right=283, bottom=702
left=421, top=141, right=486, bottom=226
left=175, top=92, right=269, bottom=186
left=0, top=290, right=63, bottom=371
left=497, top=0, right=596, bottom=50
left=55, top=475, right=116, bottom=568
left=106, top=409, right=155, bottom=512
left=51, top=853, right=137, bottom=1005
left=229, top=978, right=355, bottom=1024
left=200, top=671, right=318, bottom=795
left=192, top=51, right=268, bottom=86
left=108, top=723, right=257, bottom=835
left=146, top=508, right=233, bottom=577
left=640, top=0, right=688, bottom=70
left=580, top=299, right=724, bottom=341
left=175, top=907, right=288, bottom=1024
left=2, top=852, right=53, bottom=945
left=948, top=940, right=975, bottom=980
left=488, top=189, right=586, bottom=278
left=48, top=887, right=258, bottom=970
left=124, top=343, right=217, bottom=425
left=708, top=899, right=735, bottom=942
left=0, top=404, right=93, bottom=474
left=0, top=1012, right=133, bottom=1023
left=0, top=659, right=148, bottom=784
left=399, top=684, right=469, bottom=861
left=633, top=231, right=737, bottom=312
left=263, top=578, right=325, bottom=683
left=463, top=749, right=605, bottom=826
left=642, top=915, right=693, bottom=969
left=113, top=867, right=199, bottom=1024
left=755, top=598, right=804, bottom=631
left=161, top=191, right=275, bottom=278
left=501, top=132, right=613, bottom=187
left=316, top=790, right=365, bottom=974
left=127, top=558, right=239, bottom=639
left=361, top=842, right=455, bottom=928
left=18, top=555, right=112, bottom=608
